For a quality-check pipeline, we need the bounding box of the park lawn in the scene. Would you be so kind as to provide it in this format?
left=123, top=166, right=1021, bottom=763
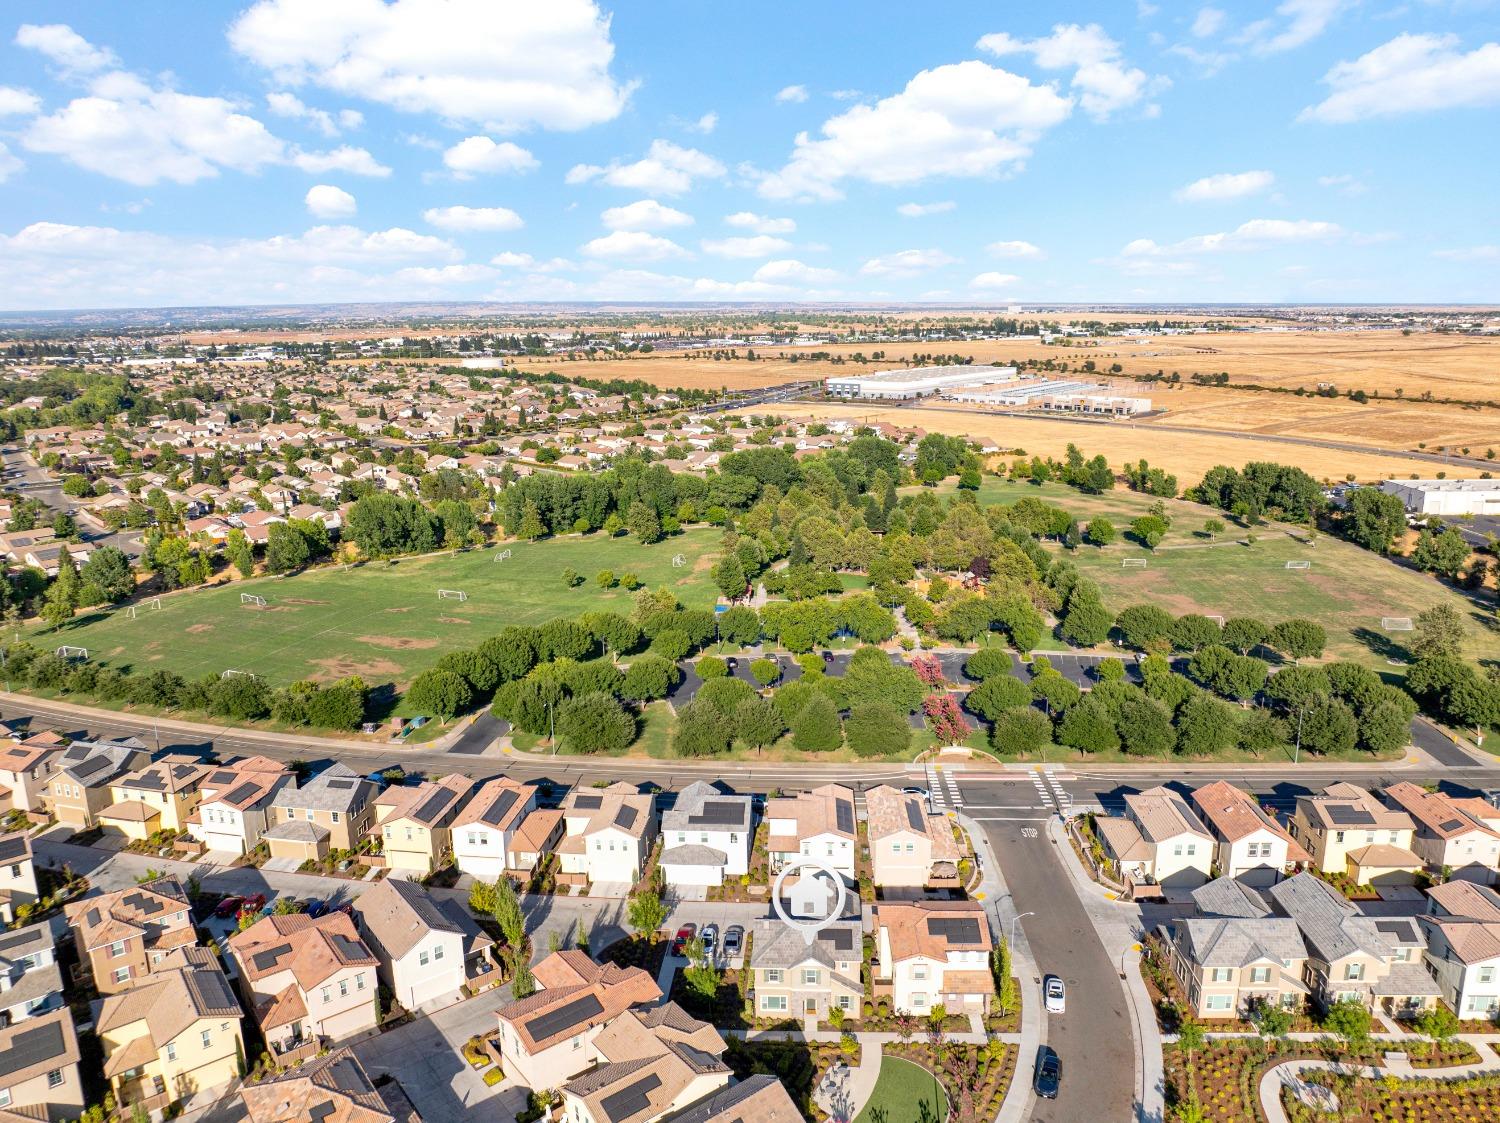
left=854, top=1056, right=949, bottom=1123
left=1059, top=531, right=1498, bottom=669
left=33, top=529, right=722, bottom=709
left=911, top=474, right=1211, bottom=528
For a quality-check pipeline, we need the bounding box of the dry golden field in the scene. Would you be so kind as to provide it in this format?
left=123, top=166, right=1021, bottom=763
left=506, top=354, right=814, bottom=390
left=756, top=401, right=1479, bottom=484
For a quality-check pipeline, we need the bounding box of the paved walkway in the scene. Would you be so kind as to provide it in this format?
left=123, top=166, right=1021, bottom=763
left=815, top=1041, right=883, bottom=1123
left=1258, top=1037, right=1500, bottom=1123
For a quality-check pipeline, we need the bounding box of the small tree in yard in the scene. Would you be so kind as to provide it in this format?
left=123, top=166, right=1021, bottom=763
left=1323, top=998, right=1371, bottom=1043
left=924, top=693, right=972, bottom=745
left=992, top=937, right=1017, bottom=1016
left=682, top=937, right=720, bottom=1002
left=894, top=1012, right=915, bottom=1042
left=911, top=654, right=947, bottom=689
left=1415, top=1005, right=1459, bottom=1042
left=511, top=957, right=535, bottom=999
left=627, top=889, right=668, bottom=938
left=469, top=879, right=498, bottom=915
left=492, top=876, right=526, bottom=950
left=1251, top=999, right=1292, bottom=1046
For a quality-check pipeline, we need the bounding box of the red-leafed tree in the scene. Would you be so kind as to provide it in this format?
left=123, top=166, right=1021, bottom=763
left=923, top=692, right=972, bottom=745
left=911, top=654, right=947, bottom=689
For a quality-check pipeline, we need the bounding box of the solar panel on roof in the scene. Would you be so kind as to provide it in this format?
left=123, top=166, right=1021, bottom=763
left=480, top=788, right=520, bottom=827
left=0, top=836, right=27, bottom=862
left=130, top=772, right=165, bottom=791
left=1439, top=818, right=1466, bottom=832
left=122, top=892, right=165, bottom=917
left=1324, top=805, right=1375, bottom=827
left=0, top=1020, right=65, bottom=1079
left=573, top=794, right=604, bottom=810
left=251, top=943, right=293, bottom=972
left=206, top=770, right=235, bottom=785
left=524, top=992, right=605, bottom=1042
left=688, top=800, right=745, bottom=826
left=822, top=927, right=855, bottom=951
left=85, top=908, right=100, bottom=927
left=905, top=800, right=925, bottom=831
left=223, top=781, right=260, bottom=805
left=72, top=756, right=109, bottom=778
left=614, top=805, right=639, bottom=830
left=326, top=779, right=355, bottom=790
left=308, top=1104, right=334, bottom=1123
left=600, top=1072, right=662, bottom=1122
left=329, top=933, right=369, bottom=961
left=927, top=916, right=982, bottom=944
left=413, top=787, right=456, bottom=822
left=0, top=928, right=40, bottom=954
left=835, top=799, right=854, bottom=835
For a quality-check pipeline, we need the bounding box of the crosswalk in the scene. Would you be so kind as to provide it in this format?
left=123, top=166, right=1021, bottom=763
left=924, top=762, right=965, bottom=811
left=1025, top=767, right=1073, bottom=814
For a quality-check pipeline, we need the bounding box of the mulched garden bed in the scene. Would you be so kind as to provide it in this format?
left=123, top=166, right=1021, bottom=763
left=1284, top=1069, right=1500, bottom=1123
left=883, top=1040, right=1016, bottom=1123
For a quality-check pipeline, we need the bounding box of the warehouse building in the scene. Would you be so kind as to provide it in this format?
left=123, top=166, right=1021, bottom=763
left=947, top=379, right=1153, bottom=416
left=1380, top=478, right=1500, bottom=516
left=825, top=364, right=1018, bottom=400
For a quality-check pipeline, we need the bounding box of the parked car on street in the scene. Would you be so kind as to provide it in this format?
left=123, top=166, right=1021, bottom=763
left=241, top=893, right=267, bottom=916
left=673, top=924, right=696, bottom=954
left=1044, top=975, right=1066, bottom=1014
left=701, top=923, right=719, bottom=957
left=723, top=925, right=744, bottom=958
left=304, top=899, right=328, bottom=918
left=213, top=895, right=245, bottom=919
left=1033, top=1046, right=1061, bottom=1099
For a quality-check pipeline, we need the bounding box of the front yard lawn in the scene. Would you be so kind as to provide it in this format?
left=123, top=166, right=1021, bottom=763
left=855, top=1056, right=948, bottom=1123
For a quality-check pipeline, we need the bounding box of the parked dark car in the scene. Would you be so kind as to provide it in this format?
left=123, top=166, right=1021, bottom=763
left=673, top=924, right=696, bottom=954
left=1033, top=1046, right=1061, bottom=1099
left=241, top=893, right=267, bottom=916
left=213, top=895, right=245, bottom=919
left=304, top=899, right=328, bottom=918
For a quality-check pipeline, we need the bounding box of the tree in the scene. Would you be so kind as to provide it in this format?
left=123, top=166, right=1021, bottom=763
left=1299, top=696, right=1358, bottom=756
left=1409, top=603, right=1466, bottom=661
left=846, top=701, right=911, bottom=758
left=1264, top=664, right=1331, bottom=710
left=405, top=668, right=473, bottom=719
left=1414, top=1004, right=1459, bottom=1042
left=792, top=692, right=843, bottom=752
left=264, top=521, right=311, bottom=574
left=1268, top=618, right=1326, bottom=663
left=1175, top=693, right=1240, bottom=756
left=711, top=555, right=746, bottom=602
left=1116, top=696, right=1176, bottom=756
left=1129, top=515, right=1168, bottom=549
left=510, top=958, right=535, bottom=999
left=1171, top=614, right=1223, bottom=653
left=516, top=500, right=546, bottom=541
left=1031, top=670, right=1081, bottom=714
left=1057, top=698, right=1119, bottom=756
left=749, top=657, right=781, bottom=687
left=1115, top=604, right=1176, bottom=652
left=990, top=706, right=1052, bottom=756
left=226, top=530, right=255, bottom=579
left=80, top=546, right=134, bottom=603
left=557, top=692, right=636, bottom=754
left=1202, top=517, right=1226, bottom=541
left=1085, top=517, right=1116, bottom=547
left=480, top=627, right=539, bottom=683
left=1357, top=698, right=1411, bottom=754
left=595, top=569, right=615, bottom=589
left=1220, top=617, right=1269, bottom=655
left=1322, top=998, right=1371, bottom=1043
left=1345, top=487, right=1407, bottom=554
left=627, top=501, right=663, bottom=543
left=620, top=655, right=680, bottom=701
left=964, top=647, right=1013, bottom=681
left=627, top=889, right=668, bottom=937
left=965, top=675, right=1031, bottom=721
left=492, top=875, right=526, bottom=948
left=733, top=695, right=786, bottom=751
left=41, top=551, right=81, bottom=628
left=673, top=698, right=733, bottom=757
left=210, top=674, right=271, bottom=720
left=1059, top=585, right=1112, bottom=647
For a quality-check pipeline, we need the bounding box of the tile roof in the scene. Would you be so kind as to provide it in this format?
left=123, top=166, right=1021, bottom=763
left=1298, top=784, right=1413, bottom=833
left=273, top=762, right=374, bottom=813
left=64, top=875, right=192, bottom=952
left=1176, top=917, right=1307, bottom=968
left=229, top=912, right=377, bottom=996
left=97, top=957, right=242, bottom=1047
left=1191, top=876, right=1273, bottom=919
left=1426, top=880, right=1500, bottom=921
left=765, top=784, right=855, bottom=853
left=661, top=782, right=751, bottom=835
left=452, top=776, right=535, bottom=832
left=864, top=785, right=963, bottom=859
left=375, top=774, right=474, bottom=827
left=1191, top=780, right=1310, bottom=861
left=1422, top=916, right=1500, bottom=965
left=497, top=951, right=660, bottom=1053
left=661, top=1074, right=801, bottom=1123
left=240, top=1047, right=414, bottom=1123
left=351, top=877, right=468, bottom=961
left=1383, top=782, right=1500, bottom=842
left=0, top=1009, right=79, bottom=1088
left=1124, top=786, right=1212, bottom=844
left=1264, top=872, right=1393, bottom=963
left=876, top=899, right=993, bottom=964
left=563, top=783, right=655, bottom=840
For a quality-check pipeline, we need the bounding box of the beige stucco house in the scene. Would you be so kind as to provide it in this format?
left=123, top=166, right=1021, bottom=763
left=873, top=900, right=995, bottom=1016
left=1190, top=780, right=1309, bottom=887
left=64, top=875, right=197, bottom=994
left=747, top=918, right=863, bottom=1021
left=1097, top=786, right=1214, bottom=891
left=1287, top=782, right=1421, bottom=882
left=0, top=1009, right=85, bottom=1122
left=263, top=762, right=377, bottom=865
left=186, top=756, right=294, bottom=856
left=864, top=784, right=965, bottom=889
left=374, top=774, right=475, bottom=874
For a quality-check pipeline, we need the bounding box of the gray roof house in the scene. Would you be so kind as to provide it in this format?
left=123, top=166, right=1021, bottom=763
left=747, top=918, right=863, bottom=1020
left=659, top=782, right=753, bottom=890
left=0, top=920, right=65, bottom=1024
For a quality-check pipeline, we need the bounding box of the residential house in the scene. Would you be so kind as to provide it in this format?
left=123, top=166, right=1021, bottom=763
left=1383, top=782, right=1500, bottom=885
left=63, top=875, right=196, bottom=994
left=747, top=919, right=863, bottom=1021
left=45, top=737, right=150, bottom=830
left=373, top=773, right=475, bottom=874
left=507, top=808, right=566, bottom=875
left=228, top=912, right=380, bottom=1059
left=0, top=735, right=66, bottom=815
left=556, top=1004, right=731, bottom=1123
left=0, top=1009, right=85, bottom=1122
left=1419, top=880, right=1500, bottom=1020
left=1096, top=786, right=1214, bottom=891
left=264, top=763, right=377, bottom=865
left=659, top=1075, right=801, bottom=1123
left=97, top=755, right=212, bottom=841
left=352, top=876, right=494, bottom=1012
left=659, top=781, right=753, bottom=891
left=864, top=784, right=965, bottom=889
left=0, top=832, right=37, bottom=924
left=0, top=920, right=65, bottom=1025
left=493, top=950, right=661, bottom=1090
left=186, top=756, right=294, bottom=856
left=240, top=1047, right=423, bottom=1123
left=1264, top=872, right=1440, bottom=1017
left=1287, top=782, right=1422, bottom=885
left=764, top=784, right=857, bottom=883
left=97, top=950, right=245, bottom=1115
left=451, top=777, right=540, bottom=881
left=873, top=900, right=995, bottom=1015
left=1190, top=780, right=1309, bottom=887
left=1166, top=915, right=1309, bottom=1019
left=557, top=783, right=657, bottom=889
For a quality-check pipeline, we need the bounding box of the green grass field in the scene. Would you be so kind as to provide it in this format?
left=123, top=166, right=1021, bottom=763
left=854, top=1056, right=949, bottom=1123
left=35, top=529, right=722, bottom=696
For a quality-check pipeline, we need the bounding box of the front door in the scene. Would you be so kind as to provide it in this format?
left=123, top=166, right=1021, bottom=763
left=804, top=998, right=817, bottom=1015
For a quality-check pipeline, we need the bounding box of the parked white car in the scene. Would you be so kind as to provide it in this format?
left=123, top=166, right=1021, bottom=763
left=1044, top=975, right=1066, bottom=1014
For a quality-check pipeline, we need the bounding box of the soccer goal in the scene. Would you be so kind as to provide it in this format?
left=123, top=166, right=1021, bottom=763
left=1284, top=560, right=1312, bottom=571
left=221, top=669, right=260, bottom=680
left=1205, top=615, right=1226, bottom=627
left=55, top=646, right=88, bottom=662
left=671, top=554, right=687, bottom=568
left=438, top=589, right=468, bottom=602
left=1382, top=616, right=1414, bottom=632
left=493, top=548, right=513, bottom=564
left=240, top=592, right=267, bottom=607
left=1121, top=558, right=1148, bottom=569
left=147, top=596, right=161, bottom=610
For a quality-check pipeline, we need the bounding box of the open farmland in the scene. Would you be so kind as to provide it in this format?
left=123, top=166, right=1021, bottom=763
left=762, top=401, right=1472, bottom=483
left=32, top=530, right=721, bottom=708
left=506, top=353, right=821, bottom=391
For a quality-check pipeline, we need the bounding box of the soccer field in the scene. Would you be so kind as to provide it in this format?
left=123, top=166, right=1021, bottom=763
left=37, top=530, right=722, bottom=690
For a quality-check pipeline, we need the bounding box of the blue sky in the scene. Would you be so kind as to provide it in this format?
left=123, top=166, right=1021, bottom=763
left=0, top=0, right=1496, bottom=311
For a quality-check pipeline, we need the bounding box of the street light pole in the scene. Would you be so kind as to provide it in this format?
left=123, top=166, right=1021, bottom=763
left=1294, top=706, right=1305, bottom=765
left=1007, top=911, right=1035, bottom=949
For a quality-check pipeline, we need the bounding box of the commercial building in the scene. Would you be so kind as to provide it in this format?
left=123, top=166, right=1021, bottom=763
left=946, top=378, right=1153, bottom=415
left=825, top=365, right=1018, bottom=400
left=1380, top=478, right=1500, bottom=516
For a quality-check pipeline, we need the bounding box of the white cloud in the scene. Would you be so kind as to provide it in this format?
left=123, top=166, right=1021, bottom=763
left=289, top=145, right=390, bottom=177
left=690, top=112, right=717, bottom=134
left=580, top=229, right=690, bottom=261
left=1317, top=173, right=1367, bottom=195
left=971, top=271, right=1021, bottom=289
left=228, top=0, right=634, bottom=132
left=1191, top=8, right=1226, bottom=38
left=0, top=87, right=41, bottom=117
left=1237, top=0, right=1350, bottom=56
left=601, top=199, right=693, bottom=231
left=391, top=263, right=494, bottom=285
left=1121, top=218, right=1344, bottom=258
left=566, top=139, right=724, bottom=195
left=442, top=136, right=539, bottom=178
left=897, top=201, right=956, bottom=217
left=0, top=220, right=467, bottom=308
left=267, top=91, right=359, bottom=137
left=978, top=23, right=1163, bottom=119
left=0, top=143, right=22, bottom=184
left=701, top=235, right=794, bottom=258
left=305, top=183, right=356, bottom=218
left=986, top=239, right=1043, bottom=258
left=725, top=211, right=795, bottom=234
left=775, top=84, right=809, bottom=103
left=490, top=251, right=575, bottom=271
left=756, top=61, right=1072, bottom=201
left=422, top=205, right=524, bottom=231
left=1432, top=245, right=1500, bottom=262
left=15, top=23, right=117, bottom=75
left=753, top=259, right=841, bottom=285
left=1173, top=169, right=1275, bottom=202
left=860, top=248, right=959, bottom=276
left=1299, top=33, right=1500, bottom=123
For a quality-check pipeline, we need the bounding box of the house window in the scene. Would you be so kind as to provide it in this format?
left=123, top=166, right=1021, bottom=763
left=1210, top=968, right=1232, bottom=983
left=356, top=973, right=366, bottom=991
left=110, top=940, right=127, bottom=958
left=201, top=1029, right=212, bottom=1048
left=912, top=994, right=927, bottom=1008
left=1251, top=967, right=1271, bottom=984
left=677, top=833, right=686, bottom=844
left=766, top=969, right=783, bottom=983
left=47, top=1069, right=63, bottom=1088
left=1479, top=967, right=1495, bottom=984
left=112, top=967, right=131, bottom=984
left=434, top=944, right=445, bottom=961
left=332, top=812, right=340, bottom=824
left=419, top=951, right=430, bottom=966
left=913, top=966, right=927, bottom=981
left=1335, top=831, right=1344, bottom=843
left=322, top=987, right=332, bottom=1004
left=762, top=995, right=788, bottom=1012
left=165, top=1042, right=177, bottom=1061
left=838, top=995, right=852, bottom=1010
left=905, top=843, right=915, bottom=853
left=1173, top=844, right=1183, bottom=857
left=339, top=979, right=349, bottom=997
left=1206, top=995, right=1233, bottom=1011
left=1344, top=963, right=1364, bottom=981
left=307, top=809, right=315, bottom=821
left=803, top=969, right=819, bottom=985
left=1186, top=844, right=1196, bottom=856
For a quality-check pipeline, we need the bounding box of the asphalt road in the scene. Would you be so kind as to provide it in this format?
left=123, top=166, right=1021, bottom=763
left=1, top=442, right=143, bottom=558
